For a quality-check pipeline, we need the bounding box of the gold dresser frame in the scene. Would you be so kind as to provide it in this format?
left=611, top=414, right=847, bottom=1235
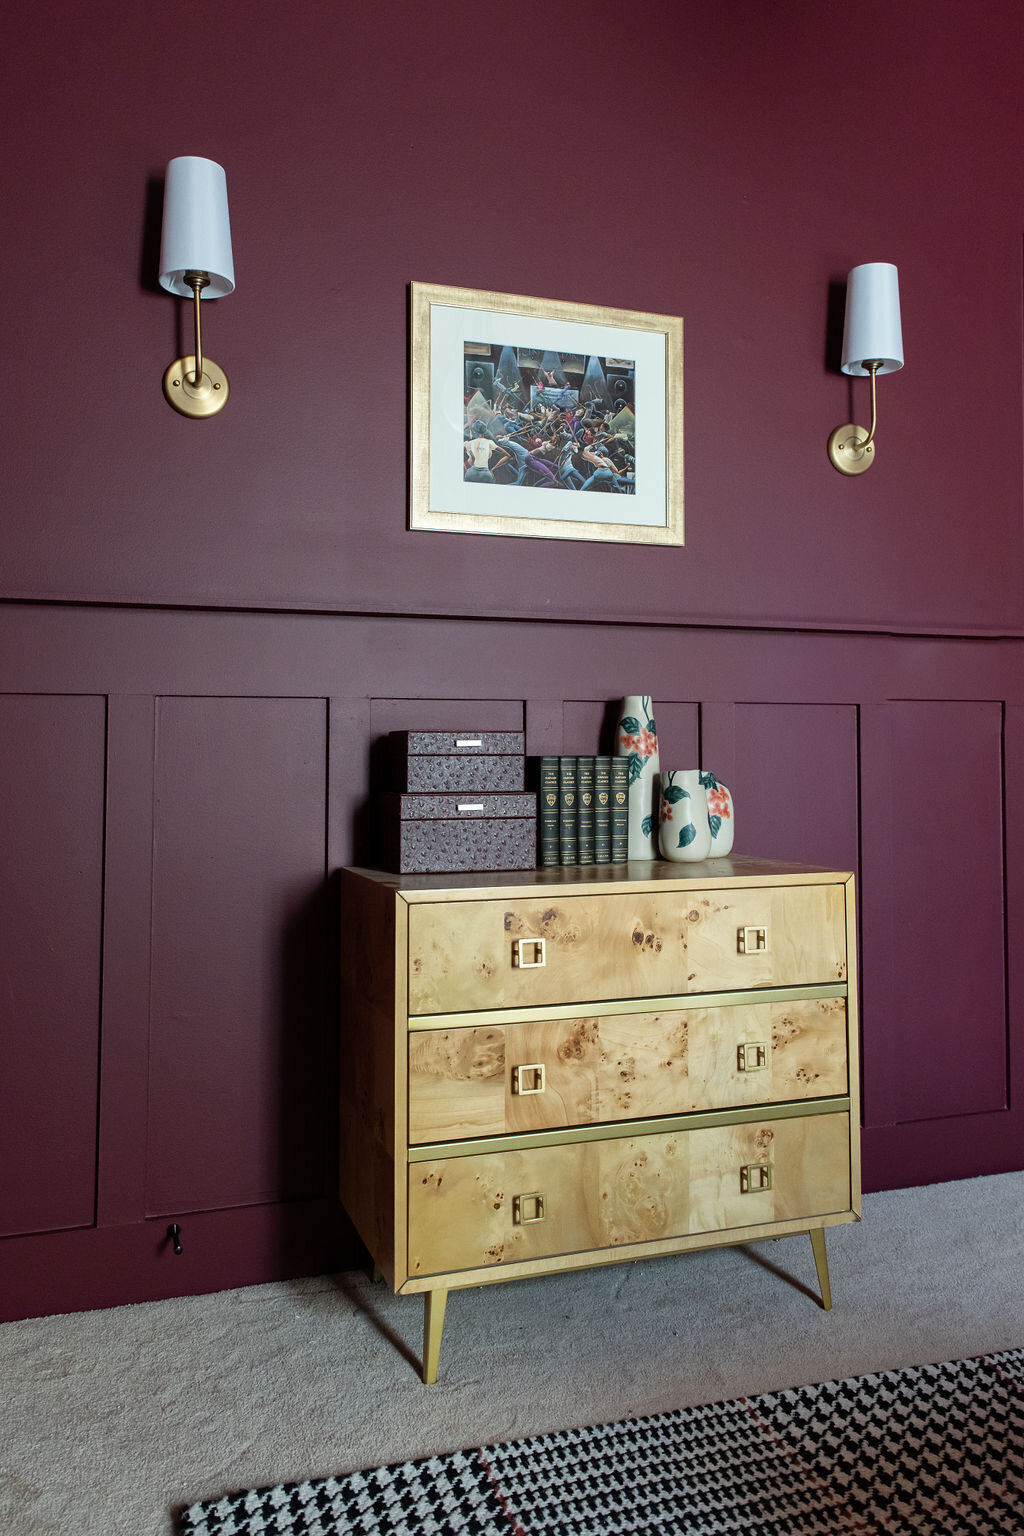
left=339, top=857, right=860, bottom=1383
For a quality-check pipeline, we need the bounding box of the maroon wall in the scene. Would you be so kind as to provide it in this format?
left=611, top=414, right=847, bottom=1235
left=2, top=0, right=1024, bottom=1319
left=4, top=0, right=1024, bottom=633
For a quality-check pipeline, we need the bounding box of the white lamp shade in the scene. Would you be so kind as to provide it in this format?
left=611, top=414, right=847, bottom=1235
left=840, top=262, right=903, bottom=375
left=159, top=157, right=235, bottom=298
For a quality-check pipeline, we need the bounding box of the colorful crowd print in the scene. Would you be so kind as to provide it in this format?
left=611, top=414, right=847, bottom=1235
left=463, top=342, right=636, bottom=493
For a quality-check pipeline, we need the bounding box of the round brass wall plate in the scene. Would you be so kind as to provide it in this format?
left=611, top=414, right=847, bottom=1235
left=827, top=424, right=874, bottom=476
left=162, top=356, right=230, bottom=418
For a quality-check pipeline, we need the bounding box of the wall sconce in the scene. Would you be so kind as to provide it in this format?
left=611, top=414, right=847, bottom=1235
left=827, top=262, right=903, bottom=475
left=158, top=157, right=235, bottom=419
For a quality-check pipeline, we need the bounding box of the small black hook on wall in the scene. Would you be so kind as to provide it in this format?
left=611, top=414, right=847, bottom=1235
left=168, top=1223, right=183, bottom=1256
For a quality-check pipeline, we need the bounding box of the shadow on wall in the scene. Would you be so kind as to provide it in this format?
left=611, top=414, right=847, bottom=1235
left=276, top=869, right=354, bottom=1274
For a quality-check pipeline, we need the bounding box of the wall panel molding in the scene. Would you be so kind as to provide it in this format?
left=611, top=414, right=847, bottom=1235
left=2, top=603, right=1023, bottom=1318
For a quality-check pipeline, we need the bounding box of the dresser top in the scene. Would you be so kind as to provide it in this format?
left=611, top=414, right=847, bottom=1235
left=343, top=855, right=854, bottom=901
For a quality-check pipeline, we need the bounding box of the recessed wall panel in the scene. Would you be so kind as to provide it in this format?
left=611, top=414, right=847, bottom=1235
left=713, top=703, right=860, bottom=874
left=0, top=695, right=105, bottom=1236
left=146, top=697, right=329, bottom=1216
left=862, top=700, right=1006, bottom=1126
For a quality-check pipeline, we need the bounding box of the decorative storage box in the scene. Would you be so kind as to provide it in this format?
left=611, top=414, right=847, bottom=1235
left=390, top=731, right=525, bottom=794
left=380, top=792, right=537, bottom=873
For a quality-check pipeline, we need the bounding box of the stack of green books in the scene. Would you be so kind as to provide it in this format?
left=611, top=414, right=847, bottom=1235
left=537, top=755, right=628, bottom=866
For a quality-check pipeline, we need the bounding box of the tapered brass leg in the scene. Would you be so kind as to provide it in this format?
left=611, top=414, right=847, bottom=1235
left=423, top=1288, right=448, bottom=1384
left=371, top=1264, right=383, bottom=1284
left=809, top=1227, right=832, bottom=1311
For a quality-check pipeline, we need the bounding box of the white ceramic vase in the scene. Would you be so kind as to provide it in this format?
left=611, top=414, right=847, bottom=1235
left=616, top=695, right=659, bottom=859
left=702, top=771, right=735, bottom=857
left=658, top=769, right=712, bottom=862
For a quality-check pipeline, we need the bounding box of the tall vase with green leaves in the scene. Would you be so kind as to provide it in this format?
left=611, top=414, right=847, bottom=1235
left=616, top=695, right=660, bottom=859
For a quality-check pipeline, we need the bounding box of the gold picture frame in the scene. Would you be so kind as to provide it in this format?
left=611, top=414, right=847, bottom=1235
left=409, top=281, right=683, bottom=545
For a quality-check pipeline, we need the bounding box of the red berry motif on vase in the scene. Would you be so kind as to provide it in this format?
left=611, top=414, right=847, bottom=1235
left=618, top=696, right=659, bottom=840
left=700, top=771, right=729, bottom=842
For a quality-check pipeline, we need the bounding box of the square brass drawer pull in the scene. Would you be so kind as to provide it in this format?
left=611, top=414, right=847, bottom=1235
left=512, top=937, right=546, bottom=968
left=738, top=926, right=768, bottom=954
left=740, top=1162, right=773, bottom=1194
left=512, top=1192, right=546, bottom=1224
left=737, top=1042, right=769, bottom=1072
left=511, top=1063, right=546, bottom=1096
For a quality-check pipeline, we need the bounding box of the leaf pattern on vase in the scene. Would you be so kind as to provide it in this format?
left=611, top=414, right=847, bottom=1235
left=617, top=696, right=659, bottom=860
left=661, top=771, right=696, bottom=845
left=618, top=699, right=657, bottom=754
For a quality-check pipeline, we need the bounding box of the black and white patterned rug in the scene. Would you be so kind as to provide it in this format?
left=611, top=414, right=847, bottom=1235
left=178, top=1347, right=1024, bottom=1535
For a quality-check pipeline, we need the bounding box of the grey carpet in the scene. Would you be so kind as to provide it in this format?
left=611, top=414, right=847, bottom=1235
left=1, top=1172, right=1022, bottom=1536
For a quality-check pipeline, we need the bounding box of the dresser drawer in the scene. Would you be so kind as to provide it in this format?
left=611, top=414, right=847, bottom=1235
left=407, top=885, right=847, bottom=1014
left=408, top=997, right=848, bottom=1143
left=407, top=1112, right=851, bottom=1277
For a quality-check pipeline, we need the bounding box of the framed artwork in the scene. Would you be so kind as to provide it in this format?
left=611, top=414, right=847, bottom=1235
left=409, top=282, right=684, bottom=545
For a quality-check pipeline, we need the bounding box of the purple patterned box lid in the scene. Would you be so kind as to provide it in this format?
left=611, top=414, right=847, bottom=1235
left=397, top=730, right=525, bottom=755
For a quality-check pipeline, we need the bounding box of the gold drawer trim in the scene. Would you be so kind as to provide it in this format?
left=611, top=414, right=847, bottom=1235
left=407, top=1094, right=851, bottom=1162
left=408, top=982, right=848, bottom=1031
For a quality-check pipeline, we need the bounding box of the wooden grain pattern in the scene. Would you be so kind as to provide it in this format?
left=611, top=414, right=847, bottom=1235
left=399, top=1207, right=859, bottom=1294
left=687, top=1115, right=850, bottom=1232
left=406, top=1113, right=851, bottom=1277
left=408, top=998, right=848, bottom=1142
left=407, top=885, right=846, bottom=1014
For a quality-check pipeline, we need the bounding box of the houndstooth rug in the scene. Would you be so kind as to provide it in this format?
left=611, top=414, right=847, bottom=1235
left=178, top=1347, right=1024, bottom=1535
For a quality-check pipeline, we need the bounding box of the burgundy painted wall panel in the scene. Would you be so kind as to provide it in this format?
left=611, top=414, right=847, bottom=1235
left=1, top=607, right=1023, bottom=1316
left=0, top=695, right=105, bottom=1237
left=703, top=704, right=860, bottom=875
left=145, top=697, right=330, bottom=1217
left=0, top=1200, right=350, bottom=1325
left=95, top=696, right=157, bottom=1228
left=861, top=701, right=1007, bottom=1128
left=368, top=698, right=525, bottom=737
left=2, top=1, right=1024, bottom=636
left=644, top=701, right=701, bottom=772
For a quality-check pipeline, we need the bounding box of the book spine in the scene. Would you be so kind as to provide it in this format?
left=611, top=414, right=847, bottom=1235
left=558, top=756, right=578, bottom=864
left=593, top=755, right=611, bottom=863
left=610, top=757, right=629, bottom=863
left=537, top=756, right=560, bottom=866
left=576, top=756, right=595, bottom=865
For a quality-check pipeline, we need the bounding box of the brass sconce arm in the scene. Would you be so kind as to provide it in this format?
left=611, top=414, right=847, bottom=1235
left=828, top=360, right=882, bottom=475
left=162, top=269, right=229, bottom=417
left=186, top=270, right=210, bottom=388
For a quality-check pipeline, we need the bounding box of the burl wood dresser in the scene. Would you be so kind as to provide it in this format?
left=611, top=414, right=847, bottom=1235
left=339, top=857, right=860, bottom=1382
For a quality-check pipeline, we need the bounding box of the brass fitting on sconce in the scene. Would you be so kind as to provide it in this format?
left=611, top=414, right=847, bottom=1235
left=162, top=269, right=230, bottom=418
left=828, top=359, right=881, bottom=476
